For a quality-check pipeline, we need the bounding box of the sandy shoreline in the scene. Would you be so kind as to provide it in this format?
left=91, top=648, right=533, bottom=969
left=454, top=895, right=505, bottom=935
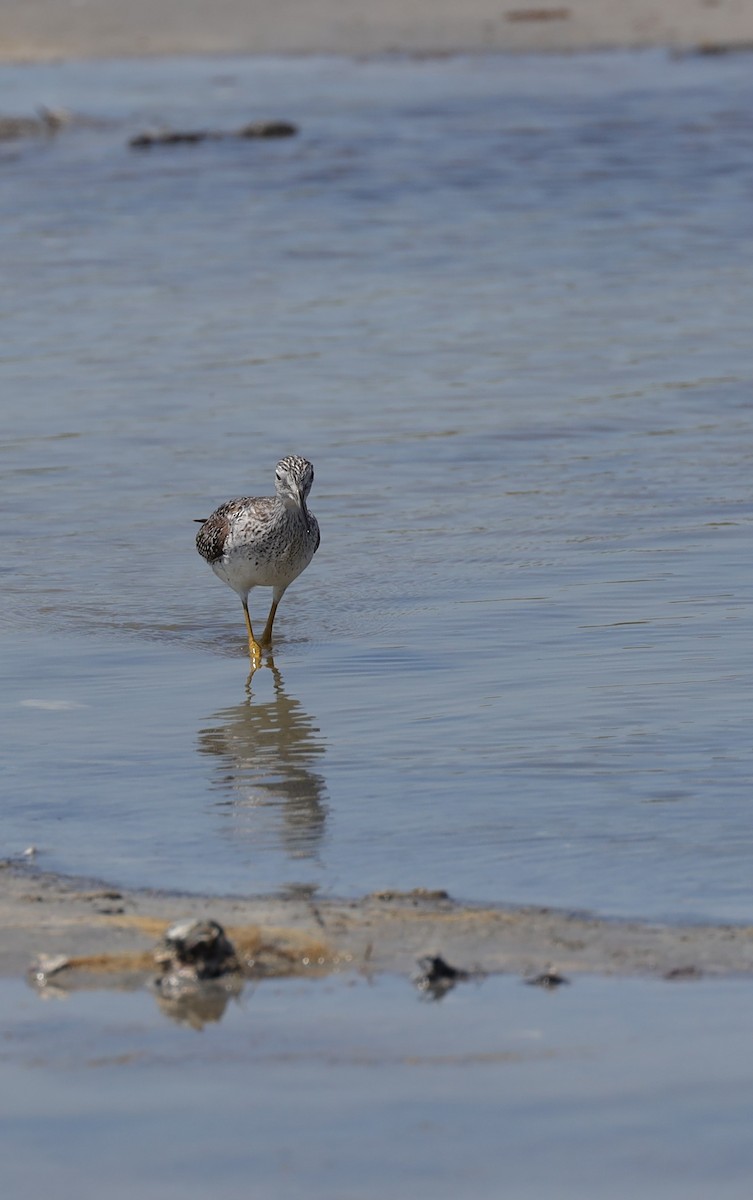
left=1, top=0, right=752, bottom=63
left=6, top=860, right=753, bottom=998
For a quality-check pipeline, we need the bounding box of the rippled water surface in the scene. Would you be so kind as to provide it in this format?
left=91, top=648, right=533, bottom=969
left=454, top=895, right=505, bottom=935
left=3, top=51, right=753, bottom=918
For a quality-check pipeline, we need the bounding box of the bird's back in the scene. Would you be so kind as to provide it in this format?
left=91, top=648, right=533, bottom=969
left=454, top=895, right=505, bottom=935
left=196, top=496, right=277, bottom=564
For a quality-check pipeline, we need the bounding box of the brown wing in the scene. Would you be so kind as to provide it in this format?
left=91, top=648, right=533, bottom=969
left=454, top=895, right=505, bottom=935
left=195, top=496, right=276, bottom=563
left=195, top=498, right=246, bottom=563
left=196, top=511, right=230, bottom=563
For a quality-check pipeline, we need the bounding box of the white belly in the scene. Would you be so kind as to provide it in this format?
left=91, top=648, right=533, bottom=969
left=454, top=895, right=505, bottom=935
left=211, top=543, right=313, bottom=597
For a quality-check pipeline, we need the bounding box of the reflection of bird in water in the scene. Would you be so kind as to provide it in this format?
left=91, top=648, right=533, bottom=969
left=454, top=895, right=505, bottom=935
left=195, top=456, right=320, bottom=667
left=197, top=658, right=327, bottom=859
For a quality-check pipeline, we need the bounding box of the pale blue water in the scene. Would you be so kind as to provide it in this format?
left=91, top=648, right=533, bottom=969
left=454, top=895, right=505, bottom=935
left=3, top=972, right=753, bottom=1199
left=2, top=51, right=753, bottom=919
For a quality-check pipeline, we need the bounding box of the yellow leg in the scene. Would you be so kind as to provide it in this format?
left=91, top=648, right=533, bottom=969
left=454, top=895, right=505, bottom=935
left=242, top=599, right=262, bottom=664
left=259, top=598, right=280, bottom=648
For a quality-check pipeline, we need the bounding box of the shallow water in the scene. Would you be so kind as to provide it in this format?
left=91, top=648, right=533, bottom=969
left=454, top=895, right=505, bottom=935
left=3, top=972, right=753, bottom=1199
left=2, top=51, right=753, bottom=919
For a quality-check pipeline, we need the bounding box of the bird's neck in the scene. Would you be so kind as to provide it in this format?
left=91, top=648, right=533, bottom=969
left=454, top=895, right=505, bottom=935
left=279, top=495, right=309, bottom=523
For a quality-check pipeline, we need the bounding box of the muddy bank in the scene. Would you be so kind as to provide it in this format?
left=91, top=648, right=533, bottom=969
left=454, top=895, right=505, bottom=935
left=6, top=861, right=753, bottom=995
left=2, top=0, right=753, bottom=61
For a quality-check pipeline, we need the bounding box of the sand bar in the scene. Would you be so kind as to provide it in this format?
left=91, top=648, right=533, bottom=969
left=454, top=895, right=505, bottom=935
left=6, top=861, right=753, bottom=995
left=0, top=0, right=752, bottom=62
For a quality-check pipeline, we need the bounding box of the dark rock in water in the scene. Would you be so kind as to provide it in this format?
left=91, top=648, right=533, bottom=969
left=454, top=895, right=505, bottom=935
left=238, top=120, right=297, bottom=139
left=153, top=920, right=243, bottom=1025
left=129, top=120, right=298, bottom=149
left=129, top=130, right=211, bottom=147
left=414, top=953, right=470, bottom=999
left=524, top=966, right=570, bottom=989
left=154, top=917, right=240, bottom=985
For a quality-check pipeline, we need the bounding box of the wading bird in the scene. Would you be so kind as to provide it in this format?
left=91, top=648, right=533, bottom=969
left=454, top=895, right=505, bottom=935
left=196, top=455, right=319, bottom=664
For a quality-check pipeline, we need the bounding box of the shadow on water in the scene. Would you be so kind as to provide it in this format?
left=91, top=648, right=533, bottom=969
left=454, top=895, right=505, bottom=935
left=197, top=657, right=328, bottom=861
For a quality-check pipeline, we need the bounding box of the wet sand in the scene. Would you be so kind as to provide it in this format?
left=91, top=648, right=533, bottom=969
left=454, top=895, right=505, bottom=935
left=6, top=860, right=753, bottom=994
left=1, top=0, right=753, bottom=61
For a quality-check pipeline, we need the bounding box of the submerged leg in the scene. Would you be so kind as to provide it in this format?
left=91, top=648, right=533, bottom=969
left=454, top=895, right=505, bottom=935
left=241, top=598, right=262, bottom=664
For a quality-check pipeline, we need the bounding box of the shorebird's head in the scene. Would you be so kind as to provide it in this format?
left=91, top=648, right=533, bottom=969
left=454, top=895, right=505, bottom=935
left=275, top=455, right=314, bottom=510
